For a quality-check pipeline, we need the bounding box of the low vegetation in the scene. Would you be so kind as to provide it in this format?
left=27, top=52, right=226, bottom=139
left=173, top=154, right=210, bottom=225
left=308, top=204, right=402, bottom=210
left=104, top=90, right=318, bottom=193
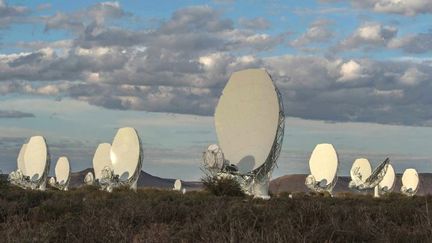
left=201, top=175, right=245, bottom=197
left=1, top=179, right=432, bottom=242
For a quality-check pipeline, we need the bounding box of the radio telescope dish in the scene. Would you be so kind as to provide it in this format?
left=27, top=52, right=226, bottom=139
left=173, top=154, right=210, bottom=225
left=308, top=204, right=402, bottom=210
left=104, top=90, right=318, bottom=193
left=93, top=143, right=112, bottom=180
left=84, top=143, right=111, bottom=186
left=203, top=144, right=225, bottom=170
left=98, top=127, right=143, bottom=192
left=173, top=179, right=182, bottom=191
left=378, top=164, right=395, bottom=193
left=401, top=168, right=419, bottom=196
left=49, top=156, right=71, bottom=191
left=8, top=136, right=50, bottom=190
left=305, top=143, right=338, bottom=195
left=349, top=158, right=371, bottom=189
left=349, top=158, right=389, bottom=191
left=204, top=69, right=285, bottom=199
left=17, top=143, right=27, bottom=175
left=215, top=69, right=280, bottom=174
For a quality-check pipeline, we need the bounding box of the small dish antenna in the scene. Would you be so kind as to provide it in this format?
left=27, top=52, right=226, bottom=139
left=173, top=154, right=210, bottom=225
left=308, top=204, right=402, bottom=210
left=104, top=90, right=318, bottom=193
left=173, top=179, right=182, bottom=191
left=375, top=164, right=395, bottom=197
left=203, top=69, right=285, bottom=199
left=349, top=157, right=389, bottom=191
left=84, top=143, right=112, bottom=186
left=305, top=143, right=338, bottom=196
left=49, top=156, right=71, bottom=191
left=8, top=136, right=50, bottom=190
left=401, top=168, right=419, bottom=196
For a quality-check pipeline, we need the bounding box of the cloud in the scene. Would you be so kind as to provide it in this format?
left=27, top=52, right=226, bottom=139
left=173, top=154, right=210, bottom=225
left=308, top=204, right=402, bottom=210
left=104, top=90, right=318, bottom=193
left=337, top=22, right=397, bottom=51
left=0, top=110, right=34, bottom=118
left=264, top=55, right=432, bottom=126
left=388, top=31, right=432, bottom=54
left=44, top=1, right=128, bottom=32
left=2, top=4, right=432, bottom=126
left=0, top=0, right=29, bottom=28
left=338, top=60, right=364, bottom=81
left=291, top=19, right=333, bottom=47
left=353, top=0, right=432, bottom=16
left=238, top=17, right=271, bottom=30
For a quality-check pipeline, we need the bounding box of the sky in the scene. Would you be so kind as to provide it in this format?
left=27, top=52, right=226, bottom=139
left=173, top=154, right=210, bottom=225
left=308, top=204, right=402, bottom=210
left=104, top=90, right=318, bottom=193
left=1, top=0, right=432, bottom=180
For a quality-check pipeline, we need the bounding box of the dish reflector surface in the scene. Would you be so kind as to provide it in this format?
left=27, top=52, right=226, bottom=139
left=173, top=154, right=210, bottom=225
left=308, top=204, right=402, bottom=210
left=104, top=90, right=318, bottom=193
left=174, top=179, right=182, bottom=190
left=110, top=127, right=141, bottom=181
left=23, top=136, right=48, bottom=180
left=93, top=143, right=112, bottom=180
left=309, top=143, right=338, bottom=184
left=17, top=143, right=27, bottom=174
left=351, top=158, right=372, bottom=182
left=402, top=168, right=419, bottom=191
left=379, top=164, right=395, bottom=190
left=215, top=69, right=280, bottom=174
left=55, top=157, right=70, bottom=184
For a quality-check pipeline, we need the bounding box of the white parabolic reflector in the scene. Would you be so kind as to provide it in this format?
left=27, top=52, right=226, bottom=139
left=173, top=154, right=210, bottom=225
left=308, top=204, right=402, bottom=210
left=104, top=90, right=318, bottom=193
left=215, top=69, right=280, bottom=174
left=379, top=164, right=395, bottom=189
left=402, top=168, right=419, bottom=191
left=17, top=143, right=27, bottom=174
left=23, top=136, right=48, bottom=180
left=55, top=157, right=70, bottom=184
left=110, top=127, right=142, bottom=181
left=174, top=179, right=182, bottom=190
left=309, top=143, right=338, bottom=184
left=351, top=158, right=372, bottom=182
left=93, top=143, right=112, bottom=180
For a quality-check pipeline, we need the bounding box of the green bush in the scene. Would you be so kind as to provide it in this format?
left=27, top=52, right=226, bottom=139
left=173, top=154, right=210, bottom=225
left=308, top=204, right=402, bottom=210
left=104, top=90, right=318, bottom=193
left=201, top=175, right=245, bottom=197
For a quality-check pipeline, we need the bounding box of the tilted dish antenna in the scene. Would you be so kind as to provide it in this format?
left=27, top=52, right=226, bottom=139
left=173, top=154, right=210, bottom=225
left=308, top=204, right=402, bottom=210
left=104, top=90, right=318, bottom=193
left=376, top=164, right=395, bottom=196
left=49, top=156, right=71, bottom=191
left=401, top=168, right=419, bottom=196
left=84, top=143, right=112, bottom=186
left=203, top=68, right=285, bottom=199
left=99, top=127, right=143, bottom=192
left=9, top=136, right=50, bottom=190
left=173, top=179, right=182, bottom=191
left=349, top=157, right=390, bottom=191
left=305, top=143, right=338, bottom=195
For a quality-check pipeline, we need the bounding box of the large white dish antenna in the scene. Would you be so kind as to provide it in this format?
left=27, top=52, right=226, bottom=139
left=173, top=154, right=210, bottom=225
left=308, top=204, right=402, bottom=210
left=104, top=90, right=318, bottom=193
left=306, top=143, right=338, bottom=194
left=17, top=143, right=27, bottom=175
left=378, top=164, right=395, bottom=193
left=215, top=69, right=280, bottom=174
left=93, top=143, right=112, bottom=180
left=401, top=168, right=419, bottom=196
left=9, top=136, right=50, bottom=190
left=110, top=127, right=143, bottom=183
left=23, top=136, right=49, bottom=182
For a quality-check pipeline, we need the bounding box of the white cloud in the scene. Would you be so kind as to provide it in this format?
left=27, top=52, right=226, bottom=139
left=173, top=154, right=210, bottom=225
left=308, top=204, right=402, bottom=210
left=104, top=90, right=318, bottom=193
left=338, top=60, right=364, bottom=81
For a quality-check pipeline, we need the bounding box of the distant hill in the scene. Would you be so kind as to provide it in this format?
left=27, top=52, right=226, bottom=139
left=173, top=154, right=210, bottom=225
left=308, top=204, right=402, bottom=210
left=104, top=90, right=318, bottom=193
left=69, top=168, right=202, bottom=190
left=269, top=173, right=432, bottom=195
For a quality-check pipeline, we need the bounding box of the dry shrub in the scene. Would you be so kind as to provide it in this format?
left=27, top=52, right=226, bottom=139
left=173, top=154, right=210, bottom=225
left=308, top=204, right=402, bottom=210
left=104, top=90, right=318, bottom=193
left=0, top=185, right=432, bottom=242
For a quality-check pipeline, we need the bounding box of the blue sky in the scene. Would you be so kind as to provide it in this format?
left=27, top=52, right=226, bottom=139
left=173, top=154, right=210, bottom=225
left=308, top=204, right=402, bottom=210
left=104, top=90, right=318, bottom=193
left=1, top=0, right=432, bottom=180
